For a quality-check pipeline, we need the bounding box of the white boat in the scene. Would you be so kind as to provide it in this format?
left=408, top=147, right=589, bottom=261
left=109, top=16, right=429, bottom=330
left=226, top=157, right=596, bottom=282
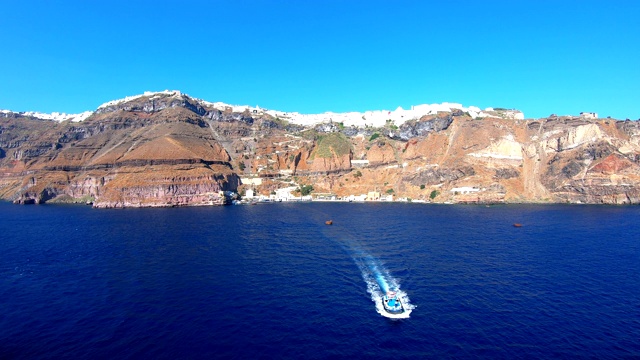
left=381, top=291, right=405, bottom=315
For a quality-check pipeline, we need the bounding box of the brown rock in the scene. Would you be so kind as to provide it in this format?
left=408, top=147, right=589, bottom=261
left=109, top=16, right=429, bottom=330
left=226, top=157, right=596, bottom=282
left=4, top=93, right=640, bottom=206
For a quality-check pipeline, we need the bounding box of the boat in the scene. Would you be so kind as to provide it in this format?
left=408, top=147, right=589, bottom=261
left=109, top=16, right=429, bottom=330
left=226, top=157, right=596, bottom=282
left=325, top=220, right=333, bottom=225
left=381, top=291, right=405, bottom=314
left=513, top=223, right=522, bottom=228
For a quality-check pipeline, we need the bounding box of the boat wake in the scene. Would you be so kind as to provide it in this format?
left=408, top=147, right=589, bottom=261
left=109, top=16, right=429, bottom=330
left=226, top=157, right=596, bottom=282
left=352, top=250, right=415, bottom=319
left=315, top=209, right=415, bottom=318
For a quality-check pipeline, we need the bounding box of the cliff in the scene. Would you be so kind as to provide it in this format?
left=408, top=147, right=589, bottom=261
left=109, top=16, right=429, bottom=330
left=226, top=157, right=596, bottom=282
left=0, top=93, right=240, bottom=207
left=2, top=91, right=640, bottom=207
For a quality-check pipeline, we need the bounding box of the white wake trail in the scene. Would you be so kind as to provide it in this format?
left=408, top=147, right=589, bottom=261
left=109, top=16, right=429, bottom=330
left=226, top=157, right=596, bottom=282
left=351, top=250, right=415, bottom=319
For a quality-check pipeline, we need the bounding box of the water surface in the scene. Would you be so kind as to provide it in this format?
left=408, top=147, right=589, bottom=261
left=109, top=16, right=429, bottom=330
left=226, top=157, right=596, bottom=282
left=1, top=202, right=639, bottom=358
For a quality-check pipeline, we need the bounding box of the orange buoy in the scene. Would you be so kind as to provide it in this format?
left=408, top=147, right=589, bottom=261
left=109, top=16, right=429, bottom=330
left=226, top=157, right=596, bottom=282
left=325, top=220, right=333, bottom=225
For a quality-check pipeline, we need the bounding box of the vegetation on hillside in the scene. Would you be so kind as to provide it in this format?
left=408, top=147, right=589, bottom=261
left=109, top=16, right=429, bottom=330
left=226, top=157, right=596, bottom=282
left=315, top=132, right=351, bottom=158
left=295, top=184, right=314, bottom=196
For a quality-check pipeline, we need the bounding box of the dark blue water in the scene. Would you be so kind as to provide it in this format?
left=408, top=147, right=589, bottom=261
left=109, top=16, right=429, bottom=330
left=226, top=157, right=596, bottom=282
left=1, top=202, right=639, bottom=359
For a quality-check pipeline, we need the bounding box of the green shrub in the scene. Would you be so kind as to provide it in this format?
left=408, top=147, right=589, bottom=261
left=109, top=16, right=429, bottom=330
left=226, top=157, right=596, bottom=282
left=369, top=133, right=380, bottom=141
left=315, top=133, right=351, bottom=158
left=299, top=184, right=314, bottom=196
left=430, top=190, right=439, bottom=199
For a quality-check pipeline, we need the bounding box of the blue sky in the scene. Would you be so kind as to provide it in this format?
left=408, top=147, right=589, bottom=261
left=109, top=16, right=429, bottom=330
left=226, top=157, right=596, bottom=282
left=1, top=0, right=638, bottom=119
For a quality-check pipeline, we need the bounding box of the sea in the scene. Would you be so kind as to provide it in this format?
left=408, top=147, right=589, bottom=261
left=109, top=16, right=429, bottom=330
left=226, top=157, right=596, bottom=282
left=1, top=201, right=639, bottom=359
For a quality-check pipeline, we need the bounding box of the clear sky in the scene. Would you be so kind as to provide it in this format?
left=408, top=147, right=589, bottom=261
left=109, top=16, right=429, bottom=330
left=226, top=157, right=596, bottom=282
left=1, top=0, right=638, bottom=119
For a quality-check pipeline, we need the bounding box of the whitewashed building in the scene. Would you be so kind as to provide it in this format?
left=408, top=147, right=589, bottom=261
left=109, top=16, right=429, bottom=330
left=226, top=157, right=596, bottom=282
left=451, top=187, right=480, bottom=194
left=275, top=187, right=297, bottom=201
left=580, top=112, right=598, bottom=119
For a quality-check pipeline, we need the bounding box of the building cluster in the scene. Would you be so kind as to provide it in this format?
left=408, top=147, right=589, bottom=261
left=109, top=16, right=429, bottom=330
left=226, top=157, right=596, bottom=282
left=203, top=100, right=525, bottom=128
left=242, top=188, right=394, bottom=203
left=240, top=175, right=487, bottom=204
left=260, top=104, right=524, bottom=128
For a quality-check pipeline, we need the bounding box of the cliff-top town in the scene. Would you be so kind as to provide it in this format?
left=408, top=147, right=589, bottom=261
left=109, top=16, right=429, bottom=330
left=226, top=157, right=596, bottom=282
left=2, top=90, right=639, bottom=208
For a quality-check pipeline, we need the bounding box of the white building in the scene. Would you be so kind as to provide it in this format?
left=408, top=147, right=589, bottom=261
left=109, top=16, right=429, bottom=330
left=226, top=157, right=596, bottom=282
left=451, top=187, right=480, bottom=194
left=580, top=112, right=598, bottom=119
left=275, top=187, right=295, bottom=201
left=351, top=160, right=369, bottom=167
left=348, top=194, right=368, bottom=202
left=241, top=177, right=263, bottom=186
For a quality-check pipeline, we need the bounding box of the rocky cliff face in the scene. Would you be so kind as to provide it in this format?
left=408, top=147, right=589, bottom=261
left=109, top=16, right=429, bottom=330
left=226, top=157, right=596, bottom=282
left=0, top=94, right=240, bottom=207
left=2, top=92, right=640, bottom=207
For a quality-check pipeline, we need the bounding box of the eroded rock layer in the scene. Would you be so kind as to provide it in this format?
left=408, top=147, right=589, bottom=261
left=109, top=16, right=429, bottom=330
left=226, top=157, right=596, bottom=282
left=2, top=92, right=640, bottom=207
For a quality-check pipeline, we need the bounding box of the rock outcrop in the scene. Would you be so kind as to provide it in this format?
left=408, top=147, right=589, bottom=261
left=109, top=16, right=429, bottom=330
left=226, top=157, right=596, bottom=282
left=2, top=92, right=640, bottom=206
left=0, top=94, right=238, bottom=207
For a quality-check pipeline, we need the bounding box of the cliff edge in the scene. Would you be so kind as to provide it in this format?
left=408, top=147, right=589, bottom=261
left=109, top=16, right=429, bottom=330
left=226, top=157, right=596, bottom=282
left=2, top=91, right=639, bottom=207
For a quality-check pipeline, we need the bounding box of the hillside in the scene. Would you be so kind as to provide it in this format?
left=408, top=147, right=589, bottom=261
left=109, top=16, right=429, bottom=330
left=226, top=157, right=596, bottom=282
left=2, top=91, right=640, bottom=207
